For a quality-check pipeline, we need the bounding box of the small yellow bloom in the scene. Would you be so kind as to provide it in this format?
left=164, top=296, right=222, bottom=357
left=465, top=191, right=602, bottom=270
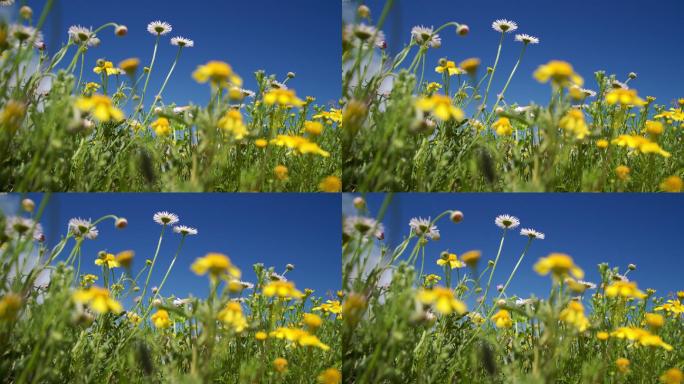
left=304, top=120, right=324, bottom=136
left=435, top=60, right=464, bottom=76
left=273, top=357, right=288, bottom=373
left=596, top=331, right=609, bottom=341
left=217, top=301, right=248, bottom=332
left=263, top=89, right=304, bottom=107
left=605, top=88, right=645, bottom=107
left=460, top=250, right=481, bottom=267
left=492, top=117, right=513, bottom=136
left=95, top=252, right=120, bottom=269
left=317, top=368, right=342, bottom=384
left=660, top=176, right=683, bottom=193
left=72, top=286, right=122, bottom=314
left=303, top=313, right=323, bottom=329
left=255, top=331, right=268, bottom=341
left=596, top=139, right=609, bottom=149
left=83, top=82, right=100, bottom=93
left=81, top=274, right=98, bottom=286
left=312, top=108, right=343, bottom=125
left=610, top=326, right=673, bottom=351
left=615, top=358, right=630, bottom=374
left=417, top=286, right=467, bottom=315
left=75, top=95, right=124, bottom=122
left=644, top=313, right=664, bottom=329
left=534, top=253, right=584, bottom=280
left=559, top=109, right=589, bottom=139
left=611, top=134, right=670, bottom=157
left=115, top=250, right=134, bottom=268
left=0, top=100, right=26, bottom=133
left=217, top=109, right=248, bottom=139
left=254, top=138, right=268, bottom=148
left=415, top=94, right=464, bottom=121
left=605, top=281, right=646, bottom=299
left=192, top=60, right=242, bottom=88
left=559, top=301, right=589, bottom=332
left=437, top=253, right=464, bottom=269
left=271, top=134, right=330, bottom=157
left=661, top=368, right=683, bottom=384
left=313, top=300, right=343, bottom=315
left=274, top=165, right=288, bottom=180
left=263, top=281, right=303, bottom=299
left=491, top=309, right=513, bottom=328
left=93, top=61, right=121, bottom=76
left=191, top=252, right=241, bottom=281
left=615, top=165, right=630, bottom=181
left=151, top=309, right=171, bottom=329
left=150, top=117, right=171, bottom=136
left=424, top=274, right=441, bottom=285
left=319, top=176, right=342, bottom=192
left=645, top=120, right=664, bottom=136
left=0, top=293, right=22, bottom=320
left=127, top=312, right=142, bottom=326
left=459, top=58, right=481, bottom=74
left=426, top=82, right=442, bottom=93
left=118, top=58, right=140, bottom=74
left=533, top=60, right=583, bottom=87
left=655, top=300, right=684, bottom=315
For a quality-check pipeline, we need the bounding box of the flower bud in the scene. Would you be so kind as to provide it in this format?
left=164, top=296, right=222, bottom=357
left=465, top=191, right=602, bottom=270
left=496, top=299, right=506, bottom=307
left=357, top=5, right=370, bottom=18
left=151, top=286, right=158, bottom=294
left=115, top=25, right=128, bottom=36
left=628, top=263, right=636, bottom=271
left=286, top=263, right=295, bottom=271
left=353, top=197, right=366, bottom=209
left=21, top=198, right=35, bottom=212
left=457, top=24, right=469, bottom=36
left=450, top=210, right=463, bottom=223
left=287, top=71, right=295, bottom=79
left=115, top=217, right=128, bottom=229
left=19, top=6, right=33, bottom=20
left=628, top=72, right=637, bottom=80
left=152, top=299, right=162, bottom=307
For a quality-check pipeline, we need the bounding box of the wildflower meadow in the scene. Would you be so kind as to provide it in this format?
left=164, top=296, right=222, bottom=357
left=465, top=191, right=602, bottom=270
left=342, top=194, right=683, bottom=383
left=0, top=195, right=341, bottom=383
left=342, top=1, right=683, bottom=192
left=0, top=1, right=341, bottom=192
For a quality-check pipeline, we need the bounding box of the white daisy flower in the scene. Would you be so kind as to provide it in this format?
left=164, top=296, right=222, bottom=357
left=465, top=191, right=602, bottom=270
left=0, top=0, right=16, bottom=6
left=173, top=225, right=198, bottom=236
left=5, top=216, right=43, bottom=240
left=268, top=272, right=287, bottom=282
left=514, top=34, right=539, bottom=44
left=495, top=214, right=520, bottom=229
left=492, top=19, right=518, bottom=33
left=173, top=106, right=192, bottom=114
left=408, top=217, right=440, bottom=240
left=581, top=88, right=597, bottom=98
left=411, top=25, right=441, bottom=48
left=170, top=36, right=194, bottom=48
left=238, top=281, right=254, bottom=290
left=67, top=218, right=98, bottom=240
left=578, top=280, right=597, bottom=290
left=67, top=25, right=93, bottom=44
left=520, top=228, right=545, bottom=240
left=172, top=298, right=187, bottom=307
left=343, top=216, right=384, bottom=241
left=153, top=211, right=179, bottom=225
left=147, top=20, right=172, bottom=36
left=611, top=80, right=628, bottom=90
left=9, top=25, right=43, bottom=44
left=269, top=80, right=288, bottom=90
left=239, top=88, right=256, bottom=98
left=514, top=106, right=531, bottom=113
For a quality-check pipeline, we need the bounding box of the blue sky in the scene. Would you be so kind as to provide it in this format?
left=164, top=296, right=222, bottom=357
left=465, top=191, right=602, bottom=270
left=349, top=0, right=684, bottom=106
left=1, top=193, right=341, bottom=302
left=5, top=0, right=340, bottom=106
left=344, top=193, right=684, bottom=300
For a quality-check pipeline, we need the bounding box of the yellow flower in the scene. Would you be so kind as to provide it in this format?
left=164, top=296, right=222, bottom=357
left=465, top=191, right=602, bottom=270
left=533, top=60, right=583, bottom=87
left=605, top=88, right=645, bottom=107
left=217, top=301, right=248, bottom=332
left=559, top=109, right=589, bottom=139
left=304, top=120, right=324, bottom=136
left=118, top=58, right=140, bottom=74
left=611, top=134, right=670, bottom=157
left=217, top=109, right=248, bottom=139
left=274, top=165, right=288, bottom=180
left=654, top=300, right=684, bottom=315
left=115, top=250, right=134, bottom=268
left=312, top=108, right=342, bottom=125
left=596, top=139, right=609, bottom=149
left=270, top=134, right=330, bottom=157
left=319, top=176, right=342, bottom=192
left=269, top=327, right=330, bottom=350
left=151, top=309, right=171, bottom=329
left=610, top=327, right=673, bottom=351
left=615, top=358, right=630, bottom=374
left=150, top=117, right=171, bottom=136
left=424, top=274, right=441, bottom=285
left=263, top=281, right=303, bottom=299
left=533, top=253, right=584, bottom=280
left=127, top=312, right=142, bottom=325
left=72, top=286, right=122, bottom=314
left=75, top=94, right=124, bottom=122
left=317, top=368, right=342, bottom=384
left=660, top=176, right=683, bottom=193
left=254, top=138, right=268, bottom=148
left=263, top=89, right=304, bottom=107
left=605, top=281, right=646, bottom=299
left=83, top=82, right=100, bottom=93
left=0, top=293, right=22, bottom=320
left=615, top=165, right=630, bottom=181
left=461, top=250, right=481, bottom=267
left=435, top=60, right=464, bottom=76
left=459, top=58, right=481, bottom=74
left=81, top=274, right=98, bottom=286
left=95, top=252, right=120, bottom=269
left=645, top=120, right=664, bottom=136
left=415, top=94, right=464, bottom=121
left=273, top=358, right=288, bottom=373
left=313, top=300, right=342, bottom=315
left=559, top=301, right=589, bottom=332
left=492, top=117, right=513, bottom=136
left=191, top=253, right=241, bottom=281
left=661, top=368, right=683, bottom=384
left=0, top=100, right=26, bottom=134
left=255, top=331, right=268, bottom=341
left=303, top=313, right=323, bottom=329
left=654, top=108, right=684, bottom=122
left=491, top=309, right=513, bottom=328
left=596, top=331, right=609, bottom=341
left=644, top=313, right=664, bottom=329
left=93, top=61, right=121, bottom=76
left=437, top=253, right=465, bottom=269
left=426, top=82, right=442, bottom=93
left=417, top=286, right=467, bottom=315
left=192, top=60, right=242, bottom=88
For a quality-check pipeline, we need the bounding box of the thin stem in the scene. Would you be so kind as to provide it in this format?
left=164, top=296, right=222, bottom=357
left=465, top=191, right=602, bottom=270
left=137, top=225, right=166, bottom=311
left=486, top=238, right=533, bottom=320
left=143, top=46, right=183, bottom=125
left=478, top=32, right=505, bottom=119
left=488, top=43, right=527, bottom=123
left=477, top=228, right=508, bottom=313
left=136, top=35, right=161, bottom=119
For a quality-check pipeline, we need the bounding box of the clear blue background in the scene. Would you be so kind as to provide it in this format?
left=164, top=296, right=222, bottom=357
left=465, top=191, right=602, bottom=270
left=345, top=193, right=684, bottom=300
left=7, top=0, right=341, bottom=107
left=350, top=0, right=684, bottom=106
left=2, top=193, right=341, bottom=301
